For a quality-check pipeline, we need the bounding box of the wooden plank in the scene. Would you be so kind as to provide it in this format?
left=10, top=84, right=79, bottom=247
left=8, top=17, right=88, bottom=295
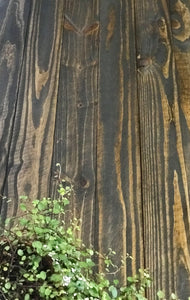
left=97, top=0, right=144, bottom=284
left=51, top=0, right=99, bottom=247
left=0, top=0, right=31, bottom=222
left=169, top=1, right=190, bottom=298
left=135, top=0, right=190, bottom=297
left=1, top=0, right=64, bottom=221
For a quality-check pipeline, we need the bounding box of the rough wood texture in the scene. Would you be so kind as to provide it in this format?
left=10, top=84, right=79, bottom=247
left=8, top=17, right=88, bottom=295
left=0, top=0, right=31, bottom=222
left=97, top=0, right=144, bottom=283
left=135, top=0, right=190, bottom=298
left=0, top=0, right=64, bottom=220
left=51, top=0, right=99, bottom=247
left=169, top=1, right=190, bottom=298
left=0, top=1, right=190, bottom=299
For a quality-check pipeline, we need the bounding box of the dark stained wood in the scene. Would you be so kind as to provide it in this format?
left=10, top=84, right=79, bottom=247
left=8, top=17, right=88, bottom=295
left=51, top=0, right=99, bottom=247
left=135, top=0, right=190, bottom=297
left=0, top=0, right=31, bottom=222
left=0, top=1, right=190, bottom=299
left=1, top=0, right=64, bottom=220
left=97, top=0, right=144, bottom=284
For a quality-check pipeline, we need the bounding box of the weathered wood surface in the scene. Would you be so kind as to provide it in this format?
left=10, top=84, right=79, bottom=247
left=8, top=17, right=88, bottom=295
left=169, top=1, right=190, bottom=298
left=135, top=0, right=190, bottom=298
left=0, top=0, right=31, bottom=222
left=51, top=0, right=99, bottom=248
left=0, top=0, right=64, bottom=220
left=0, top=1, right=190, bottom=299
left=97, top=0, right=144, bottom=283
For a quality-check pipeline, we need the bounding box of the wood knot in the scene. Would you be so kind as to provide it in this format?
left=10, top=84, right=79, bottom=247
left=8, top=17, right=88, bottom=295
left=171, top=18, right=181, bottom=30
left=137, top=56, right=153, bottom=68
left=76, top=63, right=82, bottom=71
left=79, top=177, right=89, bottom=188
left=77, top=102, right=84, bottom=109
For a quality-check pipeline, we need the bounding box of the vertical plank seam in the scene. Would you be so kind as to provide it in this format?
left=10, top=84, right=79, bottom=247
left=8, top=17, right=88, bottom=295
left=95, top=0, right=100, bottom=266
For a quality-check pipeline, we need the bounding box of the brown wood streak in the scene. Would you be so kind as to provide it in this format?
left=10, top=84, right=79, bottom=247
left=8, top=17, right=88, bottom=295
left=106, top=7, right=116, bottom=49
left=173, top=170, right=190, bottom=285
left=157, top=17, right=171, bottom=79
left=3, top=0, right=64, bottom=218
left=114, top=0, right=127, bottom=282
left=51, top=0, right=99, bottom=247
left=0, top=0, right=31, bottom=220
left=135, top=0, right=190, bottom=297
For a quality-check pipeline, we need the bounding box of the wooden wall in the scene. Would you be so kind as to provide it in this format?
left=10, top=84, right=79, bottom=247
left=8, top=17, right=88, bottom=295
left=0, top=0, right=190, bottom=299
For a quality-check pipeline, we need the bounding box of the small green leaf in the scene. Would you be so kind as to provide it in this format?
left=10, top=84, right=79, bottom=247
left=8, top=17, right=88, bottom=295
left=88, top=249, right=94, bottom=256
left=5, top=218, right=11, bottom=226
left=45, top=288, right=51, bottom=296
left=20, top=203, right=27, bottom=212
left=5, top=282, right=11, bottom=290
left=63, top=197, right=69, bottom=206
left=28, top=275, right=35, bottom=282
left=102, top=291, right=111, bottom=300
left=16, top=231, right=22, bottom=237
left=157, top=291, right=165, bottom=299
left=113, top=279, right=119, bottom=285
left=34, top=227, right=44, bottom=234
left=20, top=195, right=28, bottom=200
left=53, top=202, right=61, bottom=214
left=32, top=241, right=42, bottom=250
left=50, top=274, right=62, bottom=282
left=171, top=293, right=177, bottom=300
left=19, top=218, right=28, bottom=226
left=68, top=286, right=76, bottom=294
left=127, top=276, right=137, bottom=283
left=109, top=286, right=118, bottom=298
left=32, top=199, right=39, bottom=206
left=36, top=271, right=46, bottom=280
left=17, top=249, right=24, bottom=256
left=24, top=294, right=30, bottom=300
left=38, top=201, right=47, bottom=211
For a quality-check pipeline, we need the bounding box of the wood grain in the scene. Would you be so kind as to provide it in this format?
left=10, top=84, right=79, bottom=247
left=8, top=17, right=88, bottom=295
left=97, top=0, right=144, bottom=284
left=1, top=0, right=64, bottom=221
left=169, top=1, right=190, bottom=298
left=0, top=1, right=190, bottom=298
left=0, top=0, right=31, bottom=222
left=135, top=0, right=190, bottom=297
left=51, top=0, right=99, bottom=247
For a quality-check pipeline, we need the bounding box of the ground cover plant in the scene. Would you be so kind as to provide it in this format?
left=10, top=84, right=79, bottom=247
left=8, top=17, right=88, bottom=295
left=0, top=182, right=179, bottom=300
